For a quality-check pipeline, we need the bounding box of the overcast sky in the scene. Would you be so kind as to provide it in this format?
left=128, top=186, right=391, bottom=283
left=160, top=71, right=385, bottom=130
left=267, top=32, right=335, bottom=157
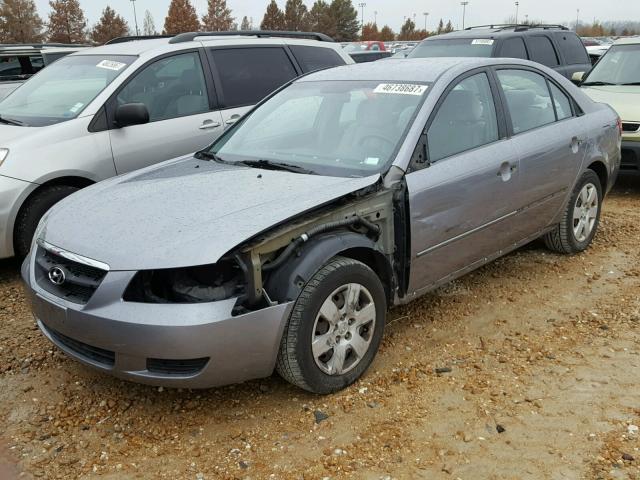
left=33, top=0, right=640, bottom=33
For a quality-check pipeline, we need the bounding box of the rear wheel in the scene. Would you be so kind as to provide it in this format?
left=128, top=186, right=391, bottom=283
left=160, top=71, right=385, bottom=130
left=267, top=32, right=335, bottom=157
left=13, top=185, right=79, bottom=259
left=276, top=256, right=386, bottom=394
left=543, top=170, right=602, bottom=254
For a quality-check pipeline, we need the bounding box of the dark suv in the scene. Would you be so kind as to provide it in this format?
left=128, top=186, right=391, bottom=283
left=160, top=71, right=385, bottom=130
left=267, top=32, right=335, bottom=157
left=408, top=25, right=591, bottom=81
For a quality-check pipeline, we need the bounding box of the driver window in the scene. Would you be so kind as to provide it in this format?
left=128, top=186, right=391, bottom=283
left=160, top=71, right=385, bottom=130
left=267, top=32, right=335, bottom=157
left=427, top=72, right=499, bottom=162
left=116, top=52, right=209, bottom=123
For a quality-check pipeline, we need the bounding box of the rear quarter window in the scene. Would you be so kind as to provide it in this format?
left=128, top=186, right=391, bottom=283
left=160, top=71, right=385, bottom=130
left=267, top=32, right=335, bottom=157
left=554, top=33, right=589, bottom=65
left=289, top=45, right=346, bottom=73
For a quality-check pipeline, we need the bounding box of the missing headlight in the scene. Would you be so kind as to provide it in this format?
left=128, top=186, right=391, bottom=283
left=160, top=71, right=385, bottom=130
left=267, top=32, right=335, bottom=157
left=123, top=258, right=246, bottom=303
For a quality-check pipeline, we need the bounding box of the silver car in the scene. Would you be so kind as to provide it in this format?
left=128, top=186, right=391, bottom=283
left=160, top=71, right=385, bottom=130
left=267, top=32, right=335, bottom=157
left=23, top=58, right=621, bottom=394
left=0, top=32, right=351, bottom=259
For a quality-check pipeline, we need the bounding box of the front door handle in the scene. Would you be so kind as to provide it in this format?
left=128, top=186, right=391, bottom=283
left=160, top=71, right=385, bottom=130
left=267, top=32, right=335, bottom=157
left=225, top=114, right=241, bottom=126
left=199, top=120, right=221, bottom=130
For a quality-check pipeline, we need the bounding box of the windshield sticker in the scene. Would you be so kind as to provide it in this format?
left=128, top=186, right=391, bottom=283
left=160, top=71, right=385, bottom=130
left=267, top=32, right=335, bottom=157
left=69, top=102, right=84, bottom=113
left=373, top=83, right=428, bottom=96
left=364, top=157, right=380, bottom=166
left=96, top=60, right=126, bottom=71
left=472, top=39, right=495, bottom=45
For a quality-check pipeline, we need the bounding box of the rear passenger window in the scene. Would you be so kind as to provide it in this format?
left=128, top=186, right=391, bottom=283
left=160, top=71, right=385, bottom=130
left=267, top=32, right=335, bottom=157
left=555, top=33, right=589, bottom=65
left=427, top=73, right=499, bottom=162
left=527, top=36, right=559, bottom=67
left=290, top=45, right=345, bottom=73
left=210, top=48, right=297, bottom=109
left=497, top=69, right=556, bottom=133
left=549, top=83, right=573, bottom=120
left=500, top=38, right=528, bottom=60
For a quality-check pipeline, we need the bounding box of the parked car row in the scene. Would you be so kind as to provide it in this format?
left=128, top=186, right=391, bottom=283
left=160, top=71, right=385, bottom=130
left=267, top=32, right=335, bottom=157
left=0, top=43, right=88, bottom=100
left=0, top=29, right=625, bottom=394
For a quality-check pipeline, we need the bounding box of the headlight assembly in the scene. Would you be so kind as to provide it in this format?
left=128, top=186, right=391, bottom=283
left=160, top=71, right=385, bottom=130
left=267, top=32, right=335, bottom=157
left=123, top=258, right=246, bottom=304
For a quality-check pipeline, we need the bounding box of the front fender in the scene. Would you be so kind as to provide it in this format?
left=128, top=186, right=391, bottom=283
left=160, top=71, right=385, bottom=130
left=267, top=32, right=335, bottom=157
left=264, top=232, right=380, bottom=303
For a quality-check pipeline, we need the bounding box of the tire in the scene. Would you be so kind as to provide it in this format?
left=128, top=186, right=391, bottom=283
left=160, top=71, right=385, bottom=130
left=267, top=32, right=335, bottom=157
left=543, top=170, right=602, bottom=254
left=276, top=256, right=386, bottom=394
left=13, top=185, right=79, bottom=259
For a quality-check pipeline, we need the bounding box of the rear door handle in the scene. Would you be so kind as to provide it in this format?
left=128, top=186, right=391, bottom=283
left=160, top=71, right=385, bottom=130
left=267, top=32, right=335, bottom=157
left=497, top=161, right=517, bottom=181
left=225, top=115, right=241, bottom=125
left=199, top=120, right=221, bottom=130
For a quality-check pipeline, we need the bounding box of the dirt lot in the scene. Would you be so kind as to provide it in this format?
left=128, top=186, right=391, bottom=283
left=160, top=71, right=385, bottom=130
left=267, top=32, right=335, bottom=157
left=1, top=176, right=639, bottom=480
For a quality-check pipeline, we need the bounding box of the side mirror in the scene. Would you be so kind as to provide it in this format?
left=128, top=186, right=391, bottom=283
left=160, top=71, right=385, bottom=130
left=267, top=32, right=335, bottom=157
left=571, top=71, right=586, bottom=85
left=114, top=103, right=149, bottom=128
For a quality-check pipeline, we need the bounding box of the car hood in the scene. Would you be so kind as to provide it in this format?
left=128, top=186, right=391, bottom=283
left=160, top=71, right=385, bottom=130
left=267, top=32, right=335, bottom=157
left=0, top=123, right=33, bottom=144
left=581, top=86, right=640, bottom=122
left=40, top=157, right=381, bottom=271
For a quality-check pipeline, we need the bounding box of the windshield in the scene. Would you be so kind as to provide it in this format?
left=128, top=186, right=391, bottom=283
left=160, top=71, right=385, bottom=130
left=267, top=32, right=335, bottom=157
left=211, top=80, right=430, bottom=177
left=0, top=54, right=135, bottom=126
left=583, top=44, right=640, bottom=85
left=409, top=38, right=495, bottom=58
left=343, top=44, right=366, bottom=52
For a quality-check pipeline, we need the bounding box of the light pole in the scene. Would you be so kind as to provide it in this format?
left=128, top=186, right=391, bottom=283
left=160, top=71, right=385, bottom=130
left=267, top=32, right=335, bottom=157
left=358, top=2, right=366, bottom=33
left=515, top=2, right=519, bottom=24
left=423, top=12, right=429, bottom=31
left=130, top=0, right=139, bottom=36
left=575, top=8, right=580, bottom=32
left=461, top=2, right=469, bottom=30
left=525, top=14, right=529, bottom=24
left=374, top=10, right=378, bottom=25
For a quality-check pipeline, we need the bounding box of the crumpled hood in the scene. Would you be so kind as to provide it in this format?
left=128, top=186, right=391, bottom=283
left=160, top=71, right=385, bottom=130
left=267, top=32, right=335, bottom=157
left=581, top=86, right=640, bottom=123
left=41, top=157, right=380, bottom=271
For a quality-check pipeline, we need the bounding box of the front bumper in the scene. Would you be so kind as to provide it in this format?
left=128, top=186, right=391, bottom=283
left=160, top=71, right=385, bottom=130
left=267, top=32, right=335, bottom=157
left=621, top=140, right=640, bottom=172
left=22, top=252, right=294, bottom=389
left=0, top=175, right=33, bottom=259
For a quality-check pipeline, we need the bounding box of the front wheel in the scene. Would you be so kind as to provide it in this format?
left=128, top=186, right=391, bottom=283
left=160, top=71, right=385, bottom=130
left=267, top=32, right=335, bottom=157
left=543, top=170, right=602, bottom=254
left=276, top=256, right=386, bottom=394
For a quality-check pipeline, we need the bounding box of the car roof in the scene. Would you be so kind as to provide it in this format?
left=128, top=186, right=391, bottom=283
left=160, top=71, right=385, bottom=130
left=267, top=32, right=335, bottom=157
left=426, top=25, right=571, bottom=40
left=614, top=36, right=640, bottom=46
left=299, top=57, right=532, bottom=83
left=70, top=35, right=342, bottom=59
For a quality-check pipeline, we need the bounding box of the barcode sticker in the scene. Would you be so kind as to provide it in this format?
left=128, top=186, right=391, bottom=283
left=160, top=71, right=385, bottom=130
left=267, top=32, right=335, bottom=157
left=96, top=60, right=126, bottom=71
left=373, top=83, right=428, bottom=96
left=472, top=39, right=495, bottom=45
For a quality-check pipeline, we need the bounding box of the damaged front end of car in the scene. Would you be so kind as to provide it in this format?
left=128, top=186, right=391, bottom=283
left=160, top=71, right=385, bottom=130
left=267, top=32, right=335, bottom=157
left=121, top=181, right=405, bottom=316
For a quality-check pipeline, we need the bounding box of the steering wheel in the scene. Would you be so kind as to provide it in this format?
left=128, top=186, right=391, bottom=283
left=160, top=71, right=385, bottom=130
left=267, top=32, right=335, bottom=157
left=357, top=134, right=396, bottom=149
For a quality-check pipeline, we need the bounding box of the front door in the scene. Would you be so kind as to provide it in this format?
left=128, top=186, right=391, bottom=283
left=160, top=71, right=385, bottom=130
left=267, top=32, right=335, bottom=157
left=406, top=71, right=522, bottom=293
left=109, top=50, right=223, bottom=175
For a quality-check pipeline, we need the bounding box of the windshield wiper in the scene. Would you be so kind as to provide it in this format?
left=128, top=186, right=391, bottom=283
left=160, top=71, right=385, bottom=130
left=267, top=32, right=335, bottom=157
left=194, top=150, right=228, bottom=164
left=236, top=159, right=315, bottom=175
left=581, top=81, right=618, bottom=86
left=0, top=115, right=25, bottom=126
left=619, top=82, right=640, bottom=86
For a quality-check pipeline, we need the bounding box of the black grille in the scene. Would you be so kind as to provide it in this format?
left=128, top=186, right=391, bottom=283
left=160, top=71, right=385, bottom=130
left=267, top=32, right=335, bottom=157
left=47, top=326, right=115, bottom=367
left=146, top=357, right=209, bottom=376
left=621, top=148, right=639, bottom=171
left=35, top=247, right=107, bottom=304
left=622, top=123, right=640, bottom=133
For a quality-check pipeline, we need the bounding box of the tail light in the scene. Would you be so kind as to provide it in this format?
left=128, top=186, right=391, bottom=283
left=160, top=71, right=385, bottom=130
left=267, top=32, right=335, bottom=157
left=617, top=117, right=623, bottom=136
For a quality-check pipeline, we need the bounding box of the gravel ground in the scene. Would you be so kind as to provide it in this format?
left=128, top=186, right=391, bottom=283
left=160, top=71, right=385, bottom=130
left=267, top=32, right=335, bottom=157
left=1, top=176, right=639, bottom=480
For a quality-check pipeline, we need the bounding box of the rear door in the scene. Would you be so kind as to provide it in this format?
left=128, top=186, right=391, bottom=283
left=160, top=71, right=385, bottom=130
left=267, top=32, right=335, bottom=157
left=207, top=46, right=300, bottom=128
left=108, top=50, right=223, bottom=174
left=525, top=35, right=563, bottom=75
left=405, top=70, right=522, bottom=293
left=494, top=67, right=586, bottom=236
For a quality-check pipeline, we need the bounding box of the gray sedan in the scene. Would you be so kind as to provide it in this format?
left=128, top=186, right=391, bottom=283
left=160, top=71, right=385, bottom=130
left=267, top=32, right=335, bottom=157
left=23, top=58, right=621, bottom=394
